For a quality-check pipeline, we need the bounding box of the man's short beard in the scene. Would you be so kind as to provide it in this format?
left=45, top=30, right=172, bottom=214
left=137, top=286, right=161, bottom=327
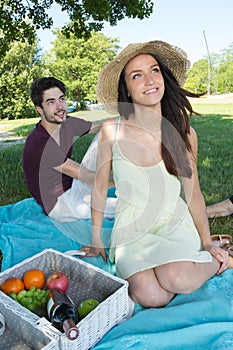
left=46, top=117, right=63, bottom=125
left=43, top=110, right=64, bottom=124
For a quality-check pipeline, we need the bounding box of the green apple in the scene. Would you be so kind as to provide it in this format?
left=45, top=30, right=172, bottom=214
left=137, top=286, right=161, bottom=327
left=77, top=299, right=100, bottom=319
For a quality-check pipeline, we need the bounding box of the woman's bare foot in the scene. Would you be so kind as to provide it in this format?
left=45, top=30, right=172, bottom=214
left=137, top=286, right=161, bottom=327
left=229, top=256, right=233, bottom=269
left=207, top=198, right=233, bottom=218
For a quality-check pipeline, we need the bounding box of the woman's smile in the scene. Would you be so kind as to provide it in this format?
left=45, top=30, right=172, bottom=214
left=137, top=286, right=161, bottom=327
left=124, top=54, right=165, bottom=112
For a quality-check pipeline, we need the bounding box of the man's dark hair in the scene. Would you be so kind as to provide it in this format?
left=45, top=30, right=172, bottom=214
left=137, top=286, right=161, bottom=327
left=30, top=77, right=66, bottom=107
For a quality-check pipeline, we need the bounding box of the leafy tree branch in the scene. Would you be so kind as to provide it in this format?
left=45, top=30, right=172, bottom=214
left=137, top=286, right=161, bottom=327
left=0, top=0, right=154, bottom=57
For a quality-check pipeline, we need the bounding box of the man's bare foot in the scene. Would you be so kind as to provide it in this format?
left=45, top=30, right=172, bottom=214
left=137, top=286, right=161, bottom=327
left=207, top=198, right=233, bottom=218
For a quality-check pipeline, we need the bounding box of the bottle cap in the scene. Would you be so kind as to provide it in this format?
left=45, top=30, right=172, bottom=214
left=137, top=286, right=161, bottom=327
left=63, top=319, right=79, bottom=340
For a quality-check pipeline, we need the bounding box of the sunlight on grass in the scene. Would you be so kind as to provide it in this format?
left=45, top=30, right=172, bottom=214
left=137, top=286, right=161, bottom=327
left=201, top=157, right=211, bottom=168
left=0, top=117, right=39, bottom=130
left=191, top=103, right=233, bottom=116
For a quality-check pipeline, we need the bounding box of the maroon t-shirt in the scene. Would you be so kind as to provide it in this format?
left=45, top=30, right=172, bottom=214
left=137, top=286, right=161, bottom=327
left=22, top=116, right=91, bottom=214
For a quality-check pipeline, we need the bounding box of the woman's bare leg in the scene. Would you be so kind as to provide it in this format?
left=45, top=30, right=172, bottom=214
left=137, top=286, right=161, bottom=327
left=127, top=269, right=175, bottom=308
left=155, top=259, right=220, bottom=295
left=126, top=257, right=233, bottom=307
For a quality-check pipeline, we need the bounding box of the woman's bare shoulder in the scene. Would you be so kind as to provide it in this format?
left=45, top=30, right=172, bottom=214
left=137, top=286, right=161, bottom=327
left=188, top=126, right=198, bottom=158
left=100, top=118, right=118, bottom=141
left=103, top=117, right=118, bottom=126
left=189, top=127, right=198, bottom=145
left=189, top=126, right=197, bottom=137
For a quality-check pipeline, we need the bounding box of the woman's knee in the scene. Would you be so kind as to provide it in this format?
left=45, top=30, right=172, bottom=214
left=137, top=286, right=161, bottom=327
left=127, top=272, right=174, bottom=307
left=157, top=262, right=203, bottom=294
left=130, top=288, right=173, bottom=308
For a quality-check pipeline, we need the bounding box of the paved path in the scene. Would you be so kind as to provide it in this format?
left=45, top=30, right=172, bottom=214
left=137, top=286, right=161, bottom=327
left=0, top=124, right=25, bottom=149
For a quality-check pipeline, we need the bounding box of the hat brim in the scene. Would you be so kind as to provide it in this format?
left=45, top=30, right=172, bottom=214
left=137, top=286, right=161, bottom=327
left=96, top=40, right=190, bottom=114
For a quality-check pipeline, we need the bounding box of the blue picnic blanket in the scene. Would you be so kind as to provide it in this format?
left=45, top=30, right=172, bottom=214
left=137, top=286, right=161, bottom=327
left=1, top=198, right=233, bottom=349
left=0, top=198, right=114, bottom=272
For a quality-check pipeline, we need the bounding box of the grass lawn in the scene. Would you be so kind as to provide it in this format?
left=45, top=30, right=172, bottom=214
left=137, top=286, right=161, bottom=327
left=189, top=100, right=233, bottom=235
left=0, top=98, right=232, bottom=236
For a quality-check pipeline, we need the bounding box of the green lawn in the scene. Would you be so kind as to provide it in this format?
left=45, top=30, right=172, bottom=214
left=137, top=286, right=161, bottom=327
left=0, top=102, right=232, bottom=235
left=190, top=102, right=233, bottom=235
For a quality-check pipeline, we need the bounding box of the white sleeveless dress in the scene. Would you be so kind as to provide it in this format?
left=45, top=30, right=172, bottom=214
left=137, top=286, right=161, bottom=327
left=109, top=126, right=212, bottom=279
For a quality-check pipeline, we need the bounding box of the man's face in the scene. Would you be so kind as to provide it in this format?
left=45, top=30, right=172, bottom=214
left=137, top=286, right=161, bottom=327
left=36, top=87, right=67, bottom=124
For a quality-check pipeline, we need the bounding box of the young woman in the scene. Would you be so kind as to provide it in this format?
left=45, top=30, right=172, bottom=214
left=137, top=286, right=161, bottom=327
left=82, top=40, right=232, bottom=307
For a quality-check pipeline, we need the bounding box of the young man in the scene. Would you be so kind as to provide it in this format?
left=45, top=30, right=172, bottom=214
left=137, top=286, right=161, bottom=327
left=23, top=77, right=116, bottom=222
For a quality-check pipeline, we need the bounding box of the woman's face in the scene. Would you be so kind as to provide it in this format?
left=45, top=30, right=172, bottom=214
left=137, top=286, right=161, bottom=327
left=124, top=54, right=165, bottom=112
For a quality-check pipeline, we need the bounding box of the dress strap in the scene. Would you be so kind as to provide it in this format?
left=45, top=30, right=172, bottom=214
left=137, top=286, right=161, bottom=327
left=114, top=117, right=120, bottom=141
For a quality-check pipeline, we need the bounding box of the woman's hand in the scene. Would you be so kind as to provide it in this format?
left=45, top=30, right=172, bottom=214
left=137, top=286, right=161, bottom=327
left=205, top=243, right=229, bottom=274
left=81, top=239, right=107, bottom=261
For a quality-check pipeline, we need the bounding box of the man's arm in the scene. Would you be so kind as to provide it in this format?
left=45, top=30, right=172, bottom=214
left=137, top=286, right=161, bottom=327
left=54, top=159, right=95, bottom=186
left=54, top=158, right=115, bottom=187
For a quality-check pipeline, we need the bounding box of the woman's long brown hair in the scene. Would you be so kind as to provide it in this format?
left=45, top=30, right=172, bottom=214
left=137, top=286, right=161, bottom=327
left=118, top=54, right=204, bottom=178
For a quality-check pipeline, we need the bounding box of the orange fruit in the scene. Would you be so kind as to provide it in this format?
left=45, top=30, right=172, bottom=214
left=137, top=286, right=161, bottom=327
left=23, top=269, right=45, bottom=290
left=1, top=277, right=25, bottom=295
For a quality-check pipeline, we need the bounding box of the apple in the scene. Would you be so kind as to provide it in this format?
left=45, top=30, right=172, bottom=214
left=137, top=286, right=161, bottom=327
left=77, top=299, right=100, bottom=319
left=46, top=272, right=69, bottom=294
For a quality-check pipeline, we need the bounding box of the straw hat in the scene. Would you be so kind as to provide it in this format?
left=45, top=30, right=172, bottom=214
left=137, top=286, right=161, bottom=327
left=96, top=40, right=190, bottom=114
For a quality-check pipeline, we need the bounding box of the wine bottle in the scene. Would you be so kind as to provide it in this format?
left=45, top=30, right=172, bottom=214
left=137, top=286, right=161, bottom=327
left=47, top=290, right=79, bottom=340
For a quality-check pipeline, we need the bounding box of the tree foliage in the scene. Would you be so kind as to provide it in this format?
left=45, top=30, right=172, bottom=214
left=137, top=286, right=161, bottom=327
left=185, top=42, right=233, bottom=95
left=0, top=0, right=154, bottom=58
left=1, top=31, right=232, bottom=120
left=46, top=31, right=120, bottom=104
left=215, top=43, right=233, bottom=94
left=184, top=59, right=208, bottom=94
left=0, top=32, right=119, bottom=119
left=0, top=40, right=45, bottom=120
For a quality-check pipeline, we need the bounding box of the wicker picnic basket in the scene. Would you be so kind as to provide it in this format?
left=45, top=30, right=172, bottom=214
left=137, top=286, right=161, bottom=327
left=0, top=249, right=130, bottom=350
left=0, top=293, right=58, bottom=350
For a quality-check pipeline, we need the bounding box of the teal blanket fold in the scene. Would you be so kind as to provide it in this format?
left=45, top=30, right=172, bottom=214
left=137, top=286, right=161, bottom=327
left=1, top=198, right=233, bottom=349
left=0, top=198, right=114, bottom=272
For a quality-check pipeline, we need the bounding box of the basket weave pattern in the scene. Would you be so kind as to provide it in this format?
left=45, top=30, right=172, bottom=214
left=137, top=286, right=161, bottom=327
left=0, top=249, right=129, bottom=350
left=0, top=293, right=58, bottom=350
